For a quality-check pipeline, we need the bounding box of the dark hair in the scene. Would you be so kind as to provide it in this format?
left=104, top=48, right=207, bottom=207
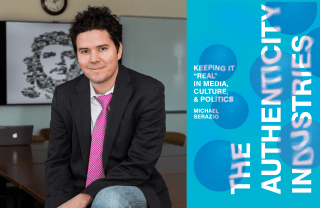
left=69, top=6, right=122, bottom=54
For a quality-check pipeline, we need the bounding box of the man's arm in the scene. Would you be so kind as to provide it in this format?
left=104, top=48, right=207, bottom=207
left=82, top=82, right=166, bottom=199
left=44, top=87, right=74, bottom=208
left=57, top=193, right=93, bottom=208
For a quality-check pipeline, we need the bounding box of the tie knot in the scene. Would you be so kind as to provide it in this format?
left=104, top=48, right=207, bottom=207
left=95, top=94, right=113, bottom=109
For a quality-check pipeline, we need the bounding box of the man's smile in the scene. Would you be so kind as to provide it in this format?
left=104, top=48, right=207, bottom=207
left=88, top=66, right=106, bottom=70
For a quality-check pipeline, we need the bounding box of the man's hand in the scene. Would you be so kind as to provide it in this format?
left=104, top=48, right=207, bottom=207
left=58, top=193, right=93, bottom=208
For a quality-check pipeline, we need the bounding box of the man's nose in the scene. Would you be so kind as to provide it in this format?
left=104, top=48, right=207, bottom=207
left=90, top=50, right=100, bottom=63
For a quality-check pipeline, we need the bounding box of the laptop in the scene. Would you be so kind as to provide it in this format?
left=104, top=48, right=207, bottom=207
left=0, top=125, right=33, bottom=146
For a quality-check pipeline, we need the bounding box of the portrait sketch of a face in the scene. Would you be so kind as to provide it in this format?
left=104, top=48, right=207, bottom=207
left=5, top=22, right=82, bottom=104
left=21, top=31, right=82, bottom=100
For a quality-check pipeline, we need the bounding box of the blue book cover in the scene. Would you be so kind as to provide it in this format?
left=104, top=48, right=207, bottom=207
left=187, top=1, right=320, bottom=207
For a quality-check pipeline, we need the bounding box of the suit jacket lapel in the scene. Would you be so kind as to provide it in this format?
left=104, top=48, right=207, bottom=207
left=103, top=64, right=133, bottom=169
left=70, top=65, right=133, bottom=173
left=71, top=75, right=92, bottom=173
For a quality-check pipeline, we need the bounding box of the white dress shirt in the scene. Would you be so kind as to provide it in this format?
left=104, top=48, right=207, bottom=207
left=90, top=81, right=114, bottom=135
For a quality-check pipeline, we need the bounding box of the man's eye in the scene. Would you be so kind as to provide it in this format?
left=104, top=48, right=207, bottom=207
left=81, top=50, right=88, bottom=54
left=100, top=47, right=107, bottom=51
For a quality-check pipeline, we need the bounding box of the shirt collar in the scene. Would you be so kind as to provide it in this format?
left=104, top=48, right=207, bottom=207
left=89, top=81, right=114, bottom=99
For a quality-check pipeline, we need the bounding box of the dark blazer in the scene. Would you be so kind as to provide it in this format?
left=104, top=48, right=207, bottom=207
left=44, top=64, right=172, bottom=208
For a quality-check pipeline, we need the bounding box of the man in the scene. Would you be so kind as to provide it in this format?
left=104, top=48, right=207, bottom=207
left=44, top=5, right=172, bottom=208
left=22, top=31, right=81, bottom=100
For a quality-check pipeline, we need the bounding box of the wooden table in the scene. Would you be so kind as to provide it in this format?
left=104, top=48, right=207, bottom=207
left=0, top=141, right=48, bottom=167
left=0, top=164, right=46, bottom=204
left=0, top=165, right=186, bottom=207
left=0, top=141, right=186, bottom=208
left=0, top=141, right=49, bottom=153
left=0, top=150, right=47, bottom=167
left=0, top=141, right=48, bottom=207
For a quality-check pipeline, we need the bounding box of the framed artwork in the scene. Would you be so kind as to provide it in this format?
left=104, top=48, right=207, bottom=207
left=0, top=21, right=82, bottom=105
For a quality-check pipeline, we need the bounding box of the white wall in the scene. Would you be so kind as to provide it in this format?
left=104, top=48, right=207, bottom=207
left=0, top=0, right=186, bottom=22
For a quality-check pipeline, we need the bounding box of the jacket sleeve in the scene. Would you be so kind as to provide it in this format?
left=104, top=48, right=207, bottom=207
left=44, top=87, right=74, bottom=208
left=81, top=82, right=166, bottom=199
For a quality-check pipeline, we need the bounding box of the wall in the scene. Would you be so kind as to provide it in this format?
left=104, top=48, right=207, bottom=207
left=0, top=0, right=186, bottom=152
left=0, top=0, right=186, bottom=22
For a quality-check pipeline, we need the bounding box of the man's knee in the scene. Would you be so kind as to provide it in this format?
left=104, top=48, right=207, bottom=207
left=92, top=186, right=123, bottom=207
left=91, top=186, right=147, bottom=208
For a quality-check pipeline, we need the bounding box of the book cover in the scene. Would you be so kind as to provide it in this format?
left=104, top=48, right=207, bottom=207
left=187, top=1, right=320, bottom=207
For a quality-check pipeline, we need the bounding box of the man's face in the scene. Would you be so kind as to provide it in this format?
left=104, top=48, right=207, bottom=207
left=40, top=45, right=75, bottom=80
left=76, top=29, right=122, bottom=86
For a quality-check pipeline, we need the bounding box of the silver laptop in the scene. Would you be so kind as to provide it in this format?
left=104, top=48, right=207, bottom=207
left=0, top=125, right=33, bottom=146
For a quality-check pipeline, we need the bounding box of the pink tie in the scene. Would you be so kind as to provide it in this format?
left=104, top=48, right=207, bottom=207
left=86, top=94, right=112, bottom=187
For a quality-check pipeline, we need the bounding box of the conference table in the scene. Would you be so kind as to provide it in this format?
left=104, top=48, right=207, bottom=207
left=0, top=141, right=186, bottom=208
